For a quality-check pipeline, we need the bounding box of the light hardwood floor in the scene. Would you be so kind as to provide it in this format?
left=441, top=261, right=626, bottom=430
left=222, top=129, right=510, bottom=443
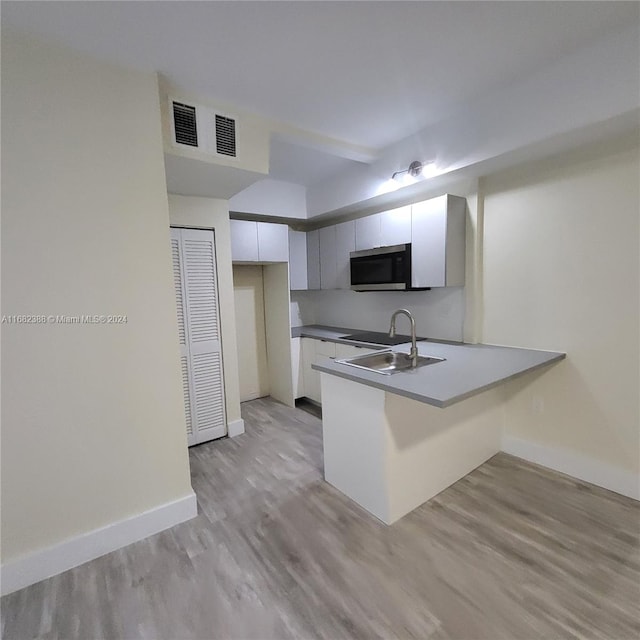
left=2, top=397, right=639, bottom=639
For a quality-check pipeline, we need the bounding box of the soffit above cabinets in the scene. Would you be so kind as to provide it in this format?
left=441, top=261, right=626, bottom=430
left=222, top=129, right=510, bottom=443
left=164, top=154, right=266, bottom=200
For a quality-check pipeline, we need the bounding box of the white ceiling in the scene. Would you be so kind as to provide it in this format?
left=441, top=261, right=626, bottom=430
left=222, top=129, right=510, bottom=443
left=268, top=137, right=364, bottom=186
left=4, top=1, right=638, bottom=187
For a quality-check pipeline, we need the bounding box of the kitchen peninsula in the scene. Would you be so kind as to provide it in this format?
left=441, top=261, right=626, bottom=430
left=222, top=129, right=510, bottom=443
left=302, top=324, right=565, bottom=524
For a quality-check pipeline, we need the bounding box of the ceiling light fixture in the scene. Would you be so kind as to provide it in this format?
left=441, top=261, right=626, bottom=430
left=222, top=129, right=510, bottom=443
left=392, top=160, right=439, bottom=184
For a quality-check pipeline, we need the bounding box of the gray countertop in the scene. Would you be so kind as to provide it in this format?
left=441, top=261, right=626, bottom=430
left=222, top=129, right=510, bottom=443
left=291, top=325, right=363, bottom=343
left=291, top=324, right=461, bottom=348
left=295, top=325, right=565, bottom=408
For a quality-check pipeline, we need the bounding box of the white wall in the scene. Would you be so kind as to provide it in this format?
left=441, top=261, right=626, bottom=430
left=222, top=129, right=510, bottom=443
left=229, top=179, right=307, bottom=219
left=483, top=137, right=639, bottom=491
left=291, top=288, right=465, bottom=342
left=1, top=33, right=194, bottom=570
left=306, top=23, right=640, bottom=217
left=168, top=195, right=243, bottom=429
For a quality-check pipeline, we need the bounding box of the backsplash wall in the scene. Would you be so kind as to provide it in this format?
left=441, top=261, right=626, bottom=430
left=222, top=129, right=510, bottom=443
left=290, top=288, right=465, bottom=342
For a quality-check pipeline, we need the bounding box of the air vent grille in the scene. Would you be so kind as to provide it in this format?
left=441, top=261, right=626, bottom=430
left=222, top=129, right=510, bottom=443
left=215, top=114, right=236, bottom=157
left=173, top=102, right=198, bottom=147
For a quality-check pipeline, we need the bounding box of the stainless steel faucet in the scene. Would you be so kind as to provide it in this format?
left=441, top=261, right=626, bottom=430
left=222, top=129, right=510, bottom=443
left=389, top=308, right=418, bottom=367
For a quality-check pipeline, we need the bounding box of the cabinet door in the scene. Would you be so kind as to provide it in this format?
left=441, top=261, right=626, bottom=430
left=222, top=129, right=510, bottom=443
left=301, top=338, right=320, bottom=403
left=335, top=220, right=355, bottom=289
left=355, top=213, right=382, bottom=250
left=314, top=340, right=336, bottom=404
left=257, top=222, right=288, bottom=262
left=335, top=344, right=378, bottom=360
left=306, top=230, right=321, bottom=290
left=411, top=196, right=447, bottom=288
left=411, top=195, right=466, bottom=288
left=319, top=226, right=338, bottom=290
left=291, top=337, right=304, bottom=399
left=380, top=205, right=412, bottom=246
left=315, top=339, right=337, bottom=358
left=230, top=220, right=258, bottom=262
left=288, top=229, right=308, bottom=290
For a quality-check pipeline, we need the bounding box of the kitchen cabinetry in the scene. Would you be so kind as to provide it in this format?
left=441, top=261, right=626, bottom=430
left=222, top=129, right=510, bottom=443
left=257, top=222, right=288, bottom=262
left=291, top=337, right=304, bottom=398
left=298, top=337, right=377, bottom=404
left=380, top=205, right=412, bottom=246
left=230, top=220, right=288, bottom=263
left=319, top=226, right=338, bottom=290
left=355, top=206, right=411, bottom=251
left=335, top=221, right=355, bottom=289
left=317, top=221, right=355, bottom=290
left=230, top=219, right=258, bottom=261
left=411, top=194, right=466, bottom=288
left=334, top=343, right=378, bottom=360
left=355, top=213, right=382, bottom=250
left=301, top=337, right=333, bottom=403
left=288, top=229, right=308, bottom=291
left=306, top=230, right=321, bottom=290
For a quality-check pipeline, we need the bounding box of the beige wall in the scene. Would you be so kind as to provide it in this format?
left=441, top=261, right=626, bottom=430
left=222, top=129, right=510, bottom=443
left=233, top=266, right=270, bottom=401
left=1, top=33, right=194, bottom=562
left=263, top=263, right=295, bottom=407
left=483, top=138, right=639, bottom=476
left=168, top=195, right=243, bottom=425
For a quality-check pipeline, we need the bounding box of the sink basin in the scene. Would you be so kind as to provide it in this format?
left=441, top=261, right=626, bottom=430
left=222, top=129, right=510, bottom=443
left=336, top=349, right=445, bottom=375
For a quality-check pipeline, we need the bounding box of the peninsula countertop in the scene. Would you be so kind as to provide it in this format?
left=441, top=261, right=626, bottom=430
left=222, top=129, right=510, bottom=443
left=295, top=325, right=565, bottom=408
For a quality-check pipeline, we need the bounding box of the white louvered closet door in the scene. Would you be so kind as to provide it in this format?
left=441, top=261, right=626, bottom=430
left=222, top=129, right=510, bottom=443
left=171, top=228, right=227, bottom=446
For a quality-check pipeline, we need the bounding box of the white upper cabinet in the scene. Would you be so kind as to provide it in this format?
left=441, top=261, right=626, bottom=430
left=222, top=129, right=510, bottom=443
left=316, top=221, right=355, bottom=291
left=256, top=222, right=288, bottom=262
left=335, top=220, right=355, bottom=289
left=355, top=213, right=382, bottom=250
left=306, top=229, right=321, bottom=290
left=355, top=206, right=411, bottom=251
left=230, top=220, right=288, bottom=263
left=288, top=229, right=308, bottom=291
left=230, top=219, right=259, bottom=261
left=319, top=226, right=338, bottom=290
left=411, top=194, right=466, bottom=288
left=380, top=205, right=412, bottom=246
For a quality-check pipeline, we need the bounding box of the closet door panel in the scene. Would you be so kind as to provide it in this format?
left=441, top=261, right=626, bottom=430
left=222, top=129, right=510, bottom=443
left=173, top=228, right=227, bottom=444
left=180, top=355, right=195, bottom=445
left=171, top=229, right=197, bottom=446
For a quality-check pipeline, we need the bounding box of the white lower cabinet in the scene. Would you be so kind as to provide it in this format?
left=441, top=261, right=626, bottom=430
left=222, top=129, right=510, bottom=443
left=334, top=343, right=378, bottom=360
left=301, top=338, right=334, bottom=403
left=298, top=338, right=377, bottom=405
left=291, top=337, right=304, bottom=399
left=300, top=338, right=317, bottom=401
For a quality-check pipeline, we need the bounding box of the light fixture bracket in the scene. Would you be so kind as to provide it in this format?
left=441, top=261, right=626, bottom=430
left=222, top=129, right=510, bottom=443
left=407, top=160, right=424, bottom=178
left=391, top=159, right=435, bottom=182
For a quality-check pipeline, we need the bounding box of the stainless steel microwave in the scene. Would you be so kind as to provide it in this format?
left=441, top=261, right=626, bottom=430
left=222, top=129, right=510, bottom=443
left=350, top=243, right=427, bottom=291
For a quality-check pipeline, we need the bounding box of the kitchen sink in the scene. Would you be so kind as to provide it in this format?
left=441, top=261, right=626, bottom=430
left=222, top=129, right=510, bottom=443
left=336, top=349, right=445, bottom=375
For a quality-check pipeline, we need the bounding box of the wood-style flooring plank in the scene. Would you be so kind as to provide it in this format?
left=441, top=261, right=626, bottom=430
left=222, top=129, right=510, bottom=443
left=2, top=397, right=639, bottom=639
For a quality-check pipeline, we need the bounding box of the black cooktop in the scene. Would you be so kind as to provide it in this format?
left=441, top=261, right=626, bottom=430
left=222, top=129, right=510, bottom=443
left=341, top=331, right=427, bottom=346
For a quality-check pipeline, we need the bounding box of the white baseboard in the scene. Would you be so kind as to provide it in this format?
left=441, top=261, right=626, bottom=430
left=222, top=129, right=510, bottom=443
left=1, top=492, right=197, bottom=596
left=502, top=435, right=640, bottom=501
left=228, top=418, right=245, bottom=437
